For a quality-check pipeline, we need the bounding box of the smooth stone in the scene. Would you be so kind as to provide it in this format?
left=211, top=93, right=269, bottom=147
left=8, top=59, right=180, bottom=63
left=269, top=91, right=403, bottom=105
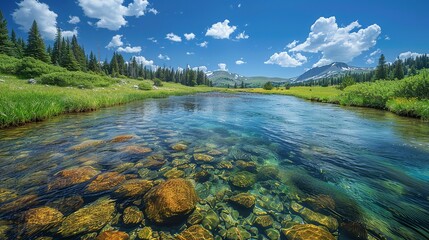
left=177, top=225, right=214, bottom=240
left=254, top=215, right=274, bottom=228
left=303, top=194, right=336, bottom=212
left=207, top=149, right=223, bottom=156
left=172, top=143, right=188, bottom=151
left=86, top=172, right=126, bottom=193
left=110, top=135, right=135, bottom=143
left=195, top=170, right=211, bottom=182
left=290, top=202, right=338, bottom=232
left=47, top=195, right=84, bottom=215
left=193, top=154, right=214, bottom=163
left=58, top=198, right=116, bottom=237
left=123, top=206, right=144, bottom=225
left=115, top=179, right=154, bottom=198
left=121, top=146, right=152, bottom=154
left=229, top=171, right=256, bottom=188
left=266, top=228, right=280, bottom=240
left=96, top=230, right=129, bottom=240
left=48, top=166, right=99, bottom=191
left=143, top=178, right=198, bottom=224
left=137, top=155, right=166, bottom=170
left=0, top=188, right=18, bottom=203
left=229, top=193, right=256, bottom=209
left=138, top=169, right=159, bottom=180
left=23, top=207, right=64, bottom=236
left=202, top=210, right=220, bottom=231
left=0, top=194, right=39, bottom=214
left=281, top=224, right=335, bottom=240
left=257, top=166, right=280, bottom=181
left=217, top=161, right=234, bottom=170
left=163, top=168, right=185, bottom=179
left=68, top=140, right=104, bottom=151
left=225, top=226, right=252, bottom=240
left=235, top=160, right=257, bottom=173
left=137, top=227, right=153, bottom=240
left=187, top=209, right=206, bottom=225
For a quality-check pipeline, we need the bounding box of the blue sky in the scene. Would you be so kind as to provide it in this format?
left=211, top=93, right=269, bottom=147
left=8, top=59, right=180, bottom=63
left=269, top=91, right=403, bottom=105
left=1, top=0, right=428, bottom=77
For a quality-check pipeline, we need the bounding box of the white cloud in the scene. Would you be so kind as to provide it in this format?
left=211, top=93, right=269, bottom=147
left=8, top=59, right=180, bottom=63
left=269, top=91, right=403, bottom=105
left=370, top=49, right=381, bottom=57
left=186, top=52, right=194, bottom=55
left=106, top=35, right=124, bottom=49
left=117, top=46, right=142, bottom=53
left=68, top=16, right=80, bottom=24
left=206, top=19, right=237, bottom=39
left=158, top=54, right=170, bottom=60
left=236, top=59, right=246, bottom=65
left=366, top=58, right=374, bottom=64
left=218, top=63, right=228, bottom=71
left=198, top=41, right=208, bottom=48
left=290, top=16, right=381, bottom=67
left=264, top=52, right=307, bottom=67
left=399, top=51, right=424, bottom=60
left=62, top=28, right=78, bottom=38
left=184, top=33, right=196, bottom=41
left=133, top=56, right=155, bottom=68
left=165, top=33, right=182, bottom=42
left=235, top=31, right=249, bottom=40
left=147, top=37, right=157, bottom=43
left=192, top=66, right=208, bottom=72
left=286, top=40, right=299, bottom=49
left=385, top=35, right=391, bottom=40
left=77, top=0, right=149, bottom=31
left=238, top=3, right=241, bottom=8
left=148, top=8, right=158, bottom=15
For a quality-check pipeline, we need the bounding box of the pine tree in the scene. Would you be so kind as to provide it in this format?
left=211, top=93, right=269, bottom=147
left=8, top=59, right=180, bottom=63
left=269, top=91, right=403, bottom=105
left=10, top=29, right=23, bottom=58
left=88, top=51, right=99, bottom=72
left=25, top=20, right=50, bottom=62
left=51, top=28, right=62, bottom=65
left=71, top=35, right=87, bottom=71
left=0, top=10, right=13, bottom=55
left=375, top=54, right=387, bottom=80
left=60, top=39, right=79, bottom=71
left=393, top=58, right=404, bottom=80
left=241, top=81, right=245, bottom=88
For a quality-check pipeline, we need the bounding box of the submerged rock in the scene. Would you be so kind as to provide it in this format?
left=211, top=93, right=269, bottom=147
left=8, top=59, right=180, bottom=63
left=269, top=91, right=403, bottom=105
left=172, top=143, right=188, bottom=151
left=303, top=194, right=336, bottom=212
left=47, top=195, right=84, bottom=215
left=207, top=149, right=223, bottom=156
left=0, top=194, right=39, bottom=214
left=229, top=192, right=256, bottom=209
left=195, top=170, right=211, bottom=182
left=123, top=206, right=144, bottom=225
left=96, top=230, right=129, bottom=240
left=265, top=228, right=281, bottom=240
left=257, top=166, right=280, bottom=181
left=138, top=168, right=159, bottom=180
left=58, top=198, right=116, bottom=237
left=177, top=225, right=214, bottom=240
left=202, top=210, right=220, bottom=231
left=48, top=166, right=99, bottom=191
left=290, top=202, right=338, bottom=232
left=137, top=227, right=153, bottom=240
left=143, top=178, right=198, bottom=224
left=110, top=134, right=135, bottom=143
left=236, top=160, right=257, bottom=173
left=137, top=154, right=166, bottom=170
left=86, top=172, right=126, bottom=193
left=254, top=215, right=274, bottom=229
left=281, top=224, right=335, bottom=240
left=68, top=140, right=104, bottom=151
left=0, top=188, right=18, bottom=203
left=193, top=154, right=214, bottom=163
left=23, top=207, right=64, bottom=236
left=163, top=168, right=185, bottom=179
left=217, top=161, right=234, bottom=170
left=115, top=179, right=154, bottom=198
left=230, top=171, right=256, bottom=188
left=121, top=145, right=152, bottom=154
left=225, top=226, right=252, bottom=240
left=187, top=209, right=205, bottom=225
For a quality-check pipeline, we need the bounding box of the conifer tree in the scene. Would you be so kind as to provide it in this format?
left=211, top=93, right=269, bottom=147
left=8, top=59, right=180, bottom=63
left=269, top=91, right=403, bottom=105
left=51, top=28, right=62, bottom=65
left=71, top=35, right=87, bottom=71
left=0, top=10, right=13, bottom=55
left=375, top=54, right=387, bottom=80
left=88, top=51, right=99, bottom=72
left=25, top=21, right=50, bottom=62
left=10, top=29, right=24, bottom=58
left=394, top=58, right=404, bottom=80
left=60, top=39, right=79, bottom=71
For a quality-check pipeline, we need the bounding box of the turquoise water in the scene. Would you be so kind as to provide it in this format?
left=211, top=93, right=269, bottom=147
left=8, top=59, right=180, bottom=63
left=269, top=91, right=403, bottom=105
left=0, top=92, right=428, bottom=239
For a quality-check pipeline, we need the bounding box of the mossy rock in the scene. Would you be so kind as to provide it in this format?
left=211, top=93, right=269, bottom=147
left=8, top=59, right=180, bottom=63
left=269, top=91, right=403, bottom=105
left=281, top=224, right=335, bottom=240
left=225, top=226, right=252, bottom=240
left=85, top=172, right=126, bottom=193
left=254, top=215, right=274, bottom=228
left=195, top=170, right=211, bottom=182
left=68, top=140, right=104, bottom=151
left=257, top=165, right=280, bottom=181
left=110, top=134, right=135, bottom=143
left=23, top=207, right=64, bottom=236
left=123, top=206, right=143, bottom=225
left=48, top=166, right=99, bottom=191
left=163, top=168, right=185, bottom=179
left=96, top=230, right=129, bottom=240
left=172, top=143, right=188, bottom=151
left=177, top=225, right=214, bottom=240
left=236, top=160, right=257, bottom=173
left=115, top=179, right=154, bottom=198
left=230, top=171, right=256, bottom=188
left=193, top=154, right=214, bottom=163
left=229, top=192, right=256, bottom=209
left=137, top=227, right=153, bottom=240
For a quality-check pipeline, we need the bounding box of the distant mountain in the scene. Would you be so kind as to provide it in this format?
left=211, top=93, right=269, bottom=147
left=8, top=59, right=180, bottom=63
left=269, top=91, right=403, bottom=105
left=294, top=62, right=372, bottom=82
left=207, top=70, right=292, bottom=87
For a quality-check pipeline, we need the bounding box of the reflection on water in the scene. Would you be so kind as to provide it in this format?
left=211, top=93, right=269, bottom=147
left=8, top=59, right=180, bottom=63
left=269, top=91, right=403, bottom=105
left=0, top=92, right=428, bottom=239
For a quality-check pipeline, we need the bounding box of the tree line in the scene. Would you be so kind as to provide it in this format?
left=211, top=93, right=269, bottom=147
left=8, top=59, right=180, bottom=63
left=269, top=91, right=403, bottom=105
left=0, top=10, right=211, bottom=87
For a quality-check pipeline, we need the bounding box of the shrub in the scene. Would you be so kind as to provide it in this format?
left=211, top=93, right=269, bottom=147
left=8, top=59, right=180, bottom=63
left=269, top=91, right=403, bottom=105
left=39, top=71, right=114, bottom=88
left=16, top=57, right=66, bottom=78
left=138, top=82, right=152, bottom=91
left=395, top=69, right=429, bottom=99
left=340, top=81, right=398, bottom=109
left=337, top=76, right=356, bottom=90
left=153, top=78, right=163, bottom=87
left=0, top=54, right=20, bottom=74
left=263, top=81, right=273, bottom=90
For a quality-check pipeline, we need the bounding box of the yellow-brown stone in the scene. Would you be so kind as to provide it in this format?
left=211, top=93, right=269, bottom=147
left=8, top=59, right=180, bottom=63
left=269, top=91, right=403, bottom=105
left=122, top=146, right=152, bottom=154
left=163, top=168, right=185, bottom=179
left=115, top=179, right=154, bottom=198
left=282, top=224, right=335, bottom=240
left=290, top=202, right=338, bottom=232
left=96, top=230, right=129, bottom=240
left=229, top=193, right=256, bottom=209
left=23, top=207, right=64, bottom=235
left=86, top=172, right=126, bottom=193
left=177, top=225, right=214, bottom=240
left=48, top=166, right=99, bottom=191
left=172, top=143, right=188, bottom=151
left=193, top=154, right=214, bottom=162
left=123, top=206, right=144, bottom=225
left=110, top=135, right=135, bottom=143
left=69, top=140, right=104, bottom=151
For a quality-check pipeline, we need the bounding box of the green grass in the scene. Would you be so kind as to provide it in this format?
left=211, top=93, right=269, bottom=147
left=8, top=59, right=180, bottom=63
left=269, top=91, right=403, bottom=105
left=0, top=75, right=216, bottom=128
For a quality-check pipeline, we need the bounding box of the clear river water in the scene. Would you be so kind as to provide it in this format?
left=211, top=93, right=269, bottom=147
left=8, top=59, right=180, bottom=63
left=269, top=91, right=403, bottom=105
left=0, top=92, right=428, bottom=240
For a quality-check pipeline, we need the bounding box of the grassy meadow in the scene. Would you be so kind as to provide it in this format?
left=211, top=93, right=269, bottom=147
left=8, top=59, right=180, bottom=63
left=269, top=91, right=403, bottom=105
left=0, top=74, right=215, bottom=128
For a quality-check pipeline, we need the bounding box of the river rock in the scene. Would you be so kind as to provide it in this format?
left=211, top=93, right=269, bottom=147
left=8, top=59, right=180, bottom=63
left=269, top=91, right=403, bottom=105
left=236, top=160, right=257, bottom=172
left=229, top=192, right=256, bottom=209
left=137, top=226, right=153, bottom=240
left=172, top=143, right=188, bottom=151
left=281, top=224, right=335, bottom=240
left=58, top=198, right=116, bottom=237
left=0, top=194, right=39, bottom=214
left=48, top=166, right=99, bottom=191
left=163, top=168, right=185, bottom=179
left=68, top=140, right=104, bottom=151
left=225, top=226, right=251, bottom=240
left=137, top=154, right=166, bottom=170
left=290, top=202, right=338, bottom=232
left=230, top=171, right=256, bottom=188
left=115, top=179, right=154, bottom=198
left=143, top=178, right=198, bottom=224
left=266, top=228, right=281, bottom=240
left=257, top=166, right=280, bottom=181
left=122, top=145, right=152, bottom=154
left=217, top=161, right=234, bottom=170
left=96, top=230, right=129, bottom=240
left=47, top=195, right=84, bottom=215
left=187, top=209, right=205, bottom=225
left=23, top=207, right=64, bottom=235
left=110, top=135, right=135, bottom=143
left=177, top=225, right=214, bottom=240
left=303, top=194, right=336, bottom=212
left=202, top=210, right=220, bottom=231
left=123, top=206, right=143, bottom=225
left=254, top=215, right=274, bottom=228
left=0, top=188, right=18, bottom=203
left=195, top=170, right=211, bottom=182
left=207, top=149, right=223, bottom=156
left=86, top=172, right=126, bottom=193
left=193, top=154, right=214, bottom=163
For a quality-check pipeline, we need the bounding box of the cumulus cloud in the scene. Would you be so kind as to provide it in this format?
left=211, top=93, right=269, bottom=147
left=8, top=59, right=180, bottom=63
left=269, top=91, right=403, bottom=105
left=286, top=40, right=299, bottom=49
left=206, top=19, right=237, bottom=39
left=166, top=33, right=182, bottom=42
left=192, top=66, right=208, bottom=72
left=186, top=52, right=194, bottom=55
left=236, top=58, right=246, bottom=65
left=133, top=56, right=155, bottom=69
left=117, top=46, right=141, bottom=53
left=218, top=63, right=228, bottom=71
left=62, top=28, right=78, bottom=38
left=264, top=52, right=307, bottom=67
left=148, top=8, right=158, bottom=15
left=158, top=54, right=170, bottom=60
left=235, top=31, right=249, bottom=40
left=198, top=41, right=208, bottom=48
left=12, top=0, right=77, bottom=40
left=68, top=16, right=80, bottom=24
left=370, top=49, right=381, bottom=57
left=366, top=58, right=374, bottom=64
left=290, top=16, right=381, bottom=67
left=106, top=35, right=124, bottom=49
left=147, top=37, right=157, bottom=43
left=77, top=0, right=150, bottom=30
left=399, top=51, right=424, bottom=60
left=184, top=33, right=196, bottom=41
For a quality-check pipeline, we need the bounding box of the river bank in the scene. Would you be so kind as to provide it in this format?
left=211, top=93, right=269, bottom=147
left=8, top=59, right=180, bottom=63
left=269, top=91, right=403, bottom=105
left=0, top=75, right=216, bottom=128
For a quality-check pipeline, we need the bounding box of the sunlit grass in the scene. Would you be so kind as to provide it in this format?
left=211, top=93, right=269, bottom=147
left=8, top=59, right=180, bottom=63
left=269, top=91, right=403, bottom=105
left=0, top=75, right=216, bottom=128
